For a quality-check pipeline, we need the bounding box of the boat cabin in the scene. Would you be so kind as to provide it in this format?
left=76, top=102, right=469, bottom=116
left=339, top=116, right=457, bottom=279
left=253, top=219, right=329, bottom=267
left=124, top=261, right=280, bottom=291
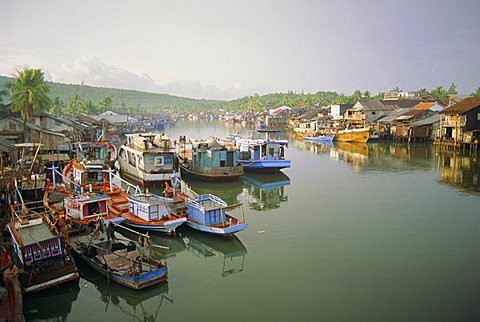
left=127, top=194, right=174, bottom=221
left=73, top=160, right=105, bottom=187
left=190, top=139, right=237, bottom=168
left=75, top=142, right=116, bottom=163
left=121, top=133, right=175, bottom=173
left=9, top=217, right=64, bottom=268
left=186, top=194, right=228, bottom=225
left=65, top=193, right=110, bottom=221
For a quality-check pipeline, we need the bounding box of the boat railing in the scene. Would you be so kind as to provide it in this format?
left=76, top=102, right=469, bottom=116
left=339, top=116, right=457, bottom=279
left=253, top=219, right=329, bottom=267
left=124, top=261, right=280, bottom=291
left=196, top=194, right=228, bottom=207
left=107, top=169, right=142, bottom=195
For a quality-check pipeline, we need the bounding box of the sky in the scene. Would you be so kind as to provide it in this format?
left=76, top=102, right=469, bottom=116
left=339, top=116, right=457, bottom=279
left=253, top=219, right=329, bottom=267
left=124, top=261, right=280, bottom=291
left=1, top=0, right=479, bottom=100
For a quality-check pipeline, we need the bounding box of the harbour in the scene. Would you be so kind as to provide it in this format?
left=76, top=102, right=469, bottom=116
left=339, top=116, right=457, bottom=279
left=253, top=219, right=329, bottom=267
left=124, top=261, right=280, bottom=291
left=14, top=120, right=480, bottom=321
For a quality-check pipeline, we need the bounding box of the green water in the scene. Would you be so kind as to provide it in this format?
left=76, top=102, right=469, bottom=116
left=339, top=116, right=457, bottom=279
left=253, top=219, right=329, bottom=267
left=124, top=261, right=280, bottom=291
left=24, top=121, right=480, bottom=321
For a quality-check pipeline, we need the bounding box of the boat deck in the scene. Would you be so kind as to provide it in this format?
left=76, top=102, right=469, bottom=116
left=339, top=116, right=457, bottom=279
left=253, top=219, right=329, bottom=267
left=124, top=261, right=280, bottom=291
left=17, top=219, right=54, bottom=245
left=198, top=200, right=223, bottom=211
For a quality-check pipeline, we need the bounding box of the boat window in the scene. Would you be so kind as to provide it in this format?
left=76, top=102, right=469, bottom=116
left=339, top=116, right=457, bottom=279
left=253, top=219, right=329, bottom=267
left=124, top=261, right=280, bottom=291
left=150, top=205, right=159, bottom=220
left=154, top=156, right=164, bottom=167
left=128, top=152, right=136, bottom=166
left=269, top=147, right=275, bottom=157
left=120, top=148, right=126, bottom=160
left=87, top=202, right=101, bottom=217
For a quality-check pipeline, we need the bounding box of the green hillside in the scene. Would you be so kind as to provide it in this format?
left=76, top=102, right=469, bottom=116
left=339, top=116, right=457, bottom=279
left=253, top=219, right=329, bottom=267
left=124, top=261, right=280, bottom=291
left=0, top=75, right=223, bottom=112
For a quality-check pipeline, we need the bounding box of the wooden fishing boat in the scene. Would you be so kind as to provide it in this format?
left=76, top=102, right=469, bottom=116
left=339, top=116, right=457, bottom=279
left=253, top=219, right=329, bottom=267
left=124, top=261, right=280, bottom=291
left=43, top=179, right=121, bottom=236
left=62, top=159, right=106, bottom=192
left=303, top=134, right=335, bottom=142
left=7, top=200, right=79, bottom=293
left=177, top=137, right=243, bottom=181
left=186, top=194, right=247, bottom=236
left=118, top=133, right=176, bottom=187
left=232, top=130, right=291, bottom=172
left=11, top=143, right=47, bottom=201
left=333, top=128, right=370, bottom=143
left=62, top=141, right=117, bottom=191
left=123, top=193, right=187, bottom=233
left=101, top=170, right=186, bottom=234
left=69, top=224, right=168, bottom=290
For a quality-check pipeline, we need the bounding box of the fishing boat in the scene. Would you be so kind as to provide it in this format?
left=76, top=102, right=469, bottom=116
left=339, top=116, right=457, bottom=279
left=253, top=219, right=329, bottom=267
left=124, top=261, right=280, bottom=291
left=101, top=170, right=187, bottom=234
left=5, top=143, right=47, bottom=201
left=185, top=194, right=247, bottom=236
left=123, top=193, right=187, bottom=233
left=62, top=141, right=117, bottom=190
left=7, top=200, right=79, bottom=293
left=233, top=129, right=291, bottom=172
left=43, top=178, right=121, bottom=237
left=177, top=137, right=243, bottom=181
left=333, top=128, right=370, bottom=143
left=68, top=221, right=168, bottom=290
left=118, top=133, right=176, bottom=187
left=303, top=134, right=335, bottom=143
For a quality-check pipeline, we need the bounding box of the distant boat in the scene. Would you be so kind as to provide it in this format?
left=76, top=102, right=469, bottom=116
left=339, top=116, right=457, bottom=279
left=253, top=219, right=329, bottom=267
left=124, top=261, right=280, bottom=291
left=186, top=194, right=247, bottom=236
left=334, top=128, right=370, bottom=143
left=303, top=135, right=335, bottom=143
left=233, top=129, right=291, bottom=172
left=177, top=137, right=243, bottom=181
left=7, top=200, right=79, bottom=293
left=69, top=227, right=168, bottom=290
left=118, top=133, right=176, bottom=187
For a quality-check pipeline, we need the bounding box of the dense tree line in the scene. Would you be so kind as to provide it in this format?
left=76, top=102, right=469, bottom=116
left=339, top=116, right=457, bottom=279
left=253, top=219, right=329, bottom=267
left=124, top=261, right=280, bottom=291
left=1, top=70, right=480, bottom=117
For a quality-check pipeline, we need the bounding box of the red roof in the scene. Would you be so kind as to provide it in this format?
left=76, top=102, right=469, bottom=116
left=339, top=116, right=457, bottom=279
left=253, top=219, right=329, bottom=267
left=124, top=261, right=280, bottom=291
left=440, top=97, right=480, bottom=115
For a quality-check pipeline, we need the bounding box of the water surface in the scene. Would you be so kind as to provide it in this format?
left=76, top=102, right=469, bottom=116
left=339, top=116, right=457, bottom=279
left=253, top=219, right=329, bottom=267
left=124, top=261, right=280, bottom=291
left=25, top=121, right=480, bottom=321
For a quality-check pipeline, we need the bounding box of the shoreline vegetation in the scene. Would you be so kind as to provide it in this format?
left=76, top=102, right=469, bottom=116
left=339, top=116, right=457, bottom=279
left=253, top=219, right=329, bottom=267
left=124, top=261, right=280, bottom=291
left=2, top=73, right=480, bottom=117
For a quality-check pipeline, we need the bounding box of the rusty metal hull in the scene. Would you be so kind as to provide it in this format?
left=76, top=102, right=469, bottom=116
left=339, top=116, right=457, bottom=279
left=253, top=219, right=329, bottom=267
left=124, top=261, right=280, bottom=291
left=179, top=163, right=243, bottom=181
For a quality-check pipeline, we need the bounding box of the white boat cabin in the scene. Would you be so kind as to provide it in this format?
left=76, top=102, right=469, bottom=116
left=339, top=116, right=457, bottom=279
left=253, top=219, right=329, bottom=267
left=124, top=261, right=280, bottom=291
left=65, top=193, right=110, bottom=220
left=127, top=194, right=174, bottom=221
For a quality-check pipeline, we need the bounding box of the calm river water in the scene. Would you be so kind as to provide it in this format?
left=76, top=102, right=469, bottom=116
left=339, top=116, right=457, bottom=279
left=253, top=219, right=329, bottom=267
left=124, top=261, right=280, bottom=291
left=25, top=121, right=480, bottom=321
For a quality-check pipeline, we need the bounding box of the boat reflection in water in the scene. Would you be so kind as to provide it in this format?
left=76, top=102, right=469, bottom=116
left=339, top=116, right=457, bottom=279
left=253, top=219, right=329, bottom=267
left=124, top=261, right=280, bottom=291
left=181, top=176, right=244, bottom=205
left=23, top=280, right=80, bottom=321
left=180, top=230, right=247, bottom=277
left=435, top=151, right=480, bottom=194
left=80, top=261, right=172, bottom=320
left=240, top=172, right=290, bottom=211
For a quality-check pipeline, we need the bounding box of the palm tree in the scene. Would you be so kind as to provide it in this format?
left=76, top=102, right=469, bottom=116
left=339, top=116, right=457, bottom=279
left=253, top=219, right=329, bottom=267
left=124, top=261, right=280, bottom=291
left=417, top=88, right=429, bottom=99
left=352, top=89, right=363, bottom=102
left=430, top=86, right=447, bottom=99
left=471, top=87, right=480, bottom=97
left=50, top=96, right=64, bottom=116
left=0, top=88, right=10, bottom=113
left=10, top=68, right=51, bottom=142
left=66, top=94, right=86, bottom=116
left=447, top=83, right=458, bottom=95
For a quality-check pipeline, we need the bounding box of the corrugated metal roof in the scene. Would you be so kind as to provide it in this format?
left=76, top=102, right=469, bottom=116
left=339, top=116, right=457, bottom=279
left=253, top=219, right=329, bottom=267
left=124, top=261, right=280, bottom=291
left=409, top=114, right=441, bottom=127
left=440, top=97, right=480, bottom=115
left=376, top=108, right=413, bottom=123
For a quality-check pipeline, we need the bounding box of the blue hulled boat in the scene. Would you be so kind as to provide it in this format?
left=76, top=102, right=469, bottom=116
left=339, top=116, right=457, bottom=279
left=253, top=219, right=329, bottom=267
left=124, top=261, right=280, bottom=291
left=303, top=134, right=335, bottom=143
left=233, top=130, right=291, bottom=172
left=186, top=194, right=247, bottom=236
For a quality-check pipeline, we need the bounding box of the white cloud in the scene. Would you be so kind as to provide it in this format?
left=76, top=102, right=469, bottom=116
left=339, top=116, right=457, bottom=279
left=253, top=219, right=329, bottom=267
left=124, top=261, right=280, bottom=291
left=51, top=55, right=255, bottom=100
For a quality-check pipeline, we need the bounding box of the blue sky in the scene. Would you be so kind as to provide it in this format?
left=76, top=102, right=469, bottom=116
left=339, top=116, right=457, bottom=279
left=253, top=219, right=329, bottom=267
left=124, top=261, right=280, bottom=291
left=1, top=0, right=479, bottom=99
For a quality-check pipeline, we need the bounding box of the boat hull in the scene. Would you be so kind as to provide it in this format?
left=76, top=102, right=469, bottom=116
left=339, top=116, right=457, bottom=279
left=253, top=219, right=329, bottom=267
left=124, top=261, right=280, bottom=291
left=239, top=159, right=291, bottom=172
left=334, top=130, right=370, bottom=143
left=120, top=168, right=172, bottom=187
left=71, top=251, right=168, bottom=290
left=122, top=217, right=187, bottom=233
left=304, top=135, right=335, bottom=142
left=179, top=163, right=243, bottom=181
left=186, top=220, right=248, bottom=236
